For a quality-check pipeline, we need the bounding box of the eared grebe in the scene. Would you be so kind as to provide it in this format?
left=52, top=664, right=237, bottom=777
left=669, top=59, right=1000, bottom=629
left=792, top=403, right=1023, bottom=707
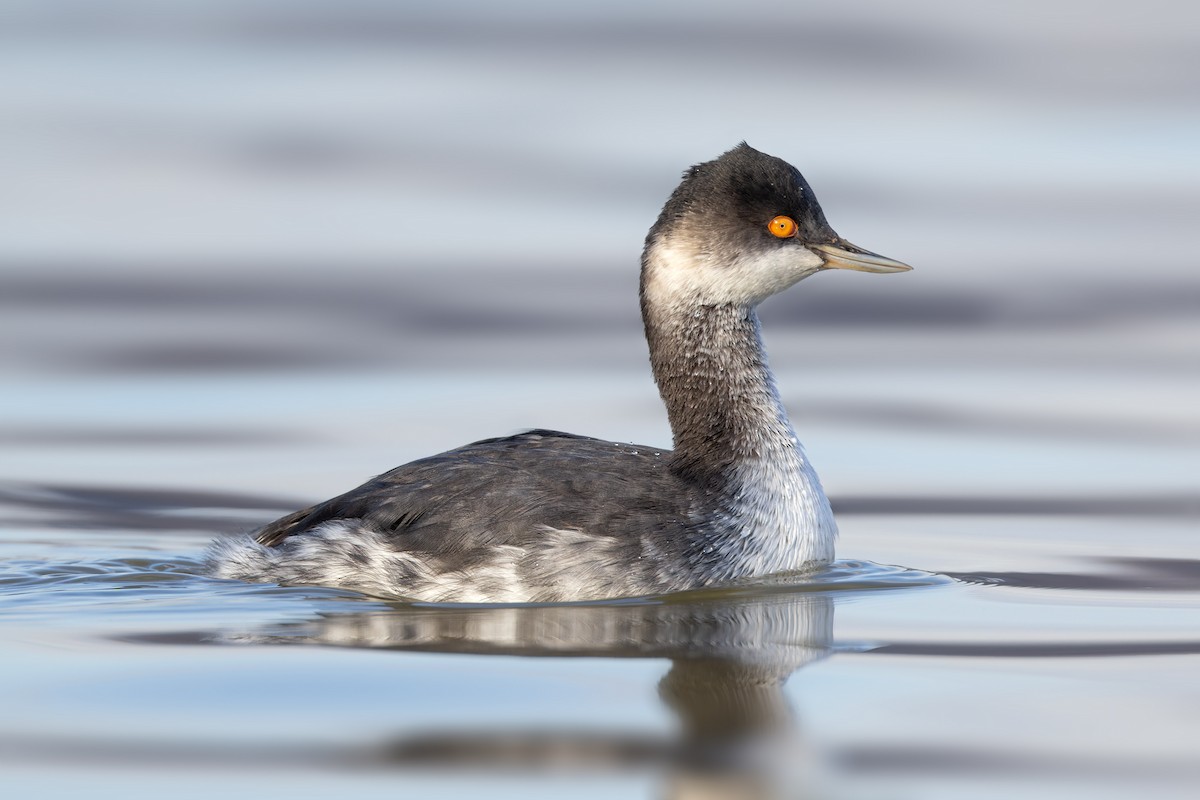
left=208, top=143, right=911, bottom=603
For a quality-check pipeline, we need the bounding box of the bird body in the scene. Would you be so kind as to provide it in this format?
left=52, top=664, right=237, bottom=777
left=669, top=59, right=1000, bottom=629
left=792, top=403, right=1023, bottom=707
left=208, top=144, right=910, bottom=603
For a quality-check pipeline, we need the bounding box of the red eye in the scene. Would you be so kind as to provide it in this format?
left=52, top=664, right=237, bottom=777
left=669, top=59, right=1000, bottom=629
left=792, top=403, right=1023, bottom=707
left=768, top=215, right=798, bottom=238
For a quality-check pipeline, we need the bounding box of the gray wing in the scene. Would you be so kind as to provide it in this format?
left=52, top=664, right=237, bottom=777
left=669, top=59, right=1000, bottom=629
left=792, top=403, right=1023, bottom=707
left=254, top=430, right=693, bottom=559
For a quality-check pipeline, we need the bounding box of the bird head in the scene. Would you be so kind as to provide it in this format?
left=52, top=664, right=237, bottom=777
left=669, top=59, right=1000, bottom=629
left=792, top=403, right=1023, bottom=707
left=641, top=143, right=910, bottom=309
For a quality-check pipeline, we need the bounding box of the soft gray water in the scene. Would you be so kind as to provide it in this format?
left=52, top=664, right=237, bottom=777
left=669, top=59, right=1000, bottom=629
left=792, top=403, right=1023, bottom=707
left=2, top=2, right=1199, bottom=798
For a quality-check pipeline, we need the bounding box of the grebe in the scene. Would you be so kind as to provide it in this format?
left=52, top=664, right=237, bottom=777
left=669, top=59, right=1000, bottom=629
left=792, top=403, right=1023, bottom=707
left=208, top=143, right=911, bottom=603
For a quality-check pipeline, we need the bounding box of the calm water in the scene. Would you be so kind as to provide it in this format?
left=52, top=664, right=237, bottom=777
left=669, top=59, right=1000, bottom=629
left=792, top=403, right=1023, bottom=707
left=3, top=366, right=1198, bottom=800
left=3, top=2, right=1199, bottom=798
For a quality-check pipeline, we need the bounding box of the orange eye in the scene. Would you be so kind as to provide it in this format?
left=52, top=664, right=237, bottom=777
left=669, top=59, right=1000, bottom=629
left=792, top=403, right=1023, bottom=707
left=768, top=215, right=798, bottom=238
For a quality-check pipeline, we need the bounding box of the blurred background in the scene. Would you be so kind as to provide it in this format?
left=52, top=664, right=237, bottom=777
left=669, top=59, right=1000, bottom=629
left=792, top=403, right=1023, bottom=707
left=4, top=1, right=1195, bottom=501
left=1, top=2, right=1198, bottom=799
left=4, top=0, right=1197, bottom=504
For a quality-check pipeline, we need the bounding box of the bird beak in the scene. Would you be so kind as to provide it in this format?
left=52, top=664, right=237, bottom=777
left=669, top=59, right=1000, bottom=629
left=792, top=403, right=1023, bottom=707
left=812, top=239, right=912, bottom=274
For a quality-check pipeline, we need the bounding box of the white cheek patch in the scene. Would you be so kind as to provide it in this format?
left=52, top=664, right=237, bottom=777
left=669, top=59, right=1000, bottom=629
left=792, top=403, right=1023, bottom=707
left=725, top=246, right=825, bottom=304
left=643, top=236, right=823, bottom=308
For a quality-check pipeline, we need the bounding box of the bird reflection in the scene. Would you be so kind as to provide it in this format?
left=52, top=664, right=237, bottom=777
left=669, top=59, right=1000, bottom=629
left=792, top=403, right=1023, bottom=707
left=222, top=587, right=836, bottom=798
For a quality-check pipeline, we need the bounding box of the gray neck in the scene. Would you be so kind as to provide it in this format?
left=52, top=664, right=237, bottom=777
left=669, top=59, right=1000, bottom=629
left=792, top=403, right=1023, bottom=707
left=642, top=300, right=798, bottom=488
left=637, top=230, right=837, bottom=574
left=641, top=294, right=837, bottom=574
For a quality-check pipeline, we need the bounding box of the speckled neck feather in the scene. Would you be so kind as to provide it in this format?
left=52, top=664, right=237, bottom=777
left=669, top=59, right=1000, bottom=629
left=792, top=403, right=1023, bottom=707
left=643, top=301, right=792, bottom=487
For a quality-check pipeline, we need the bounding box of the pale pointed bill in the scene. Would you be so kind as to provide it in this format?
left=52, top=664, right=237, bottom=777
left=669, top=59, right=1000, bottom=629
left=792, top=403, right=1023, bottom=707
left=812, top=240, right=912, bottom=273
